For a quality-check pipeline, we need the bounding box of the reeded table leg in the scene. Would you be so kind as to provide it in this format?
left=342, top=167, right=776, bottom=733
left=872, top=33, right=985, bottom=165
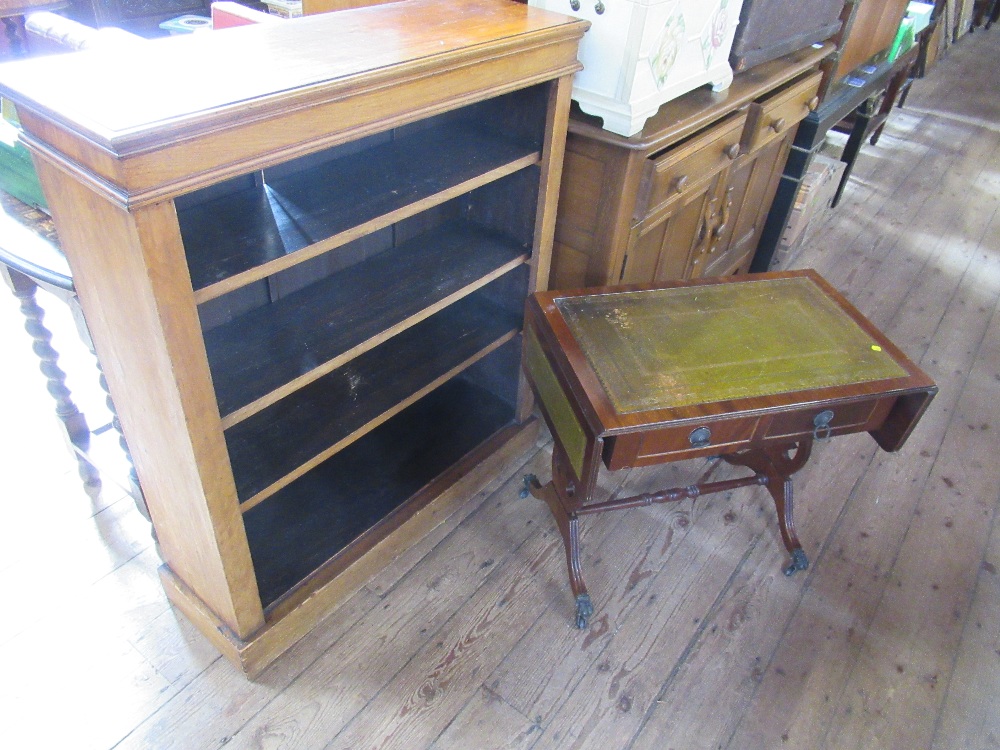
left=724, top=440, right=813, bottom=576
left=522, top=443, right=593, bottom=628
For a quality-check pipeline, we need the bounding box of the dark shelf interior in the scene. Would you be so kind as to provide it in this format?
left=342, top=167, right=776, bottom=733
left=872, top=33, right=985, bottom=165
left=225, top=280, right=524, bottom=503
left=205, top=82, right=551, bottom=613
left=202, top=219, right=528, bottom=421
left=243, top=361, right=519, bottom=609
left=178, top=120, right=538, bottom=294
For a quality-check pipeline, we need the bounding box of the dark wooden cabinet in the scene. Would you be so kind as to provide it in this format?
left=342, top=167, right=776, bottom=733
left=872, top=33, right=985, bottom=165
left=0, top=0, right=586, bottom=676
left=550, top=45, right=828, bottom=290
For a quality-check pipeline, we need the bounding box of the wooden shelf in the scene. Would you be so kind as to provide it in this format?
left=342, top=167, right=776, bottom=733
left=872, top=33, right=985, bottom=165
left=243, top=371, right=518, bottom=609
left=179, top=122, right=540, bottom=302
left=0, top=0, right=586, bottom=674
left=203, top=220, right=529, bottom=426
left=225, top=289, right=522, bottom=507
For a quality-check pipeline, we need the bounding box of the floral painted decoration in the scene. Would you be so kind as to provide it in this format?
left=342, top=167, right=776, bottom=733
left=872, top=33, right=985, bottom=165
left=700, top=0, right=730, bottom=70
left=651, top=9, right=686, bottom=88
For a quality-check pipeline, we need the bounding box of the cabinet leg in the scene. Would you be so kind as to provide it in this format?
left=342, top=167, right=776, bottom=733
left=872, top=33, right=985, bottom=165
left=724, top=441, right=813, bottom=576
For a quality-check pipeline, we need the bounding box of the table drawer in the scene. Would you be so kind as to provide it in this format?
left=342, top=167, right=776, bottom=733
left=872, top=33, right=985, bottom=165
left=634, top=112, right=747, bottom=223
left=764, top=397, right=895, bottom=442
left=742, top=70, right=822, bottom=153
left=606, top=415, right=760, bottom=469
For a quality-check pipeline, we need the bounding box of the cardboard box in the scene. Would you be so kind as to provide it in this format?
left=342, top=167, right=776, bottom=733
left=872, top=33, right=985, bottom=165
left=907, top=1, right=936, bottom=33
left=263, top=0, right=302, bottom=18
left=772, top=152, right=846, bottom=267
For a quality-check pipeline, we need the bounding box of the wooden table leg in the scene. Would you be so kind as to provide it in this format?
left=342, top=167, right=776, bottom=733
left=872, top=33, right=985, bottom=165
left=522, top=443, right=593, bottom=628
left=723, top=440, right=814, bottom=576
left=869, top=65, right=911, bottom=146
left=831, top=98, right=876, bottom=209
left=2, top=265, right=101, bottom=498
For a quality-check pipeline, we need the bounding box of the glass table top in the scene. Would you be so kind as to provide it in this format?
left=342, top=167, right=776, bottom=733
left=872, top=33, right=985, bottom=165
left=554, top=276, right=907, bottom=414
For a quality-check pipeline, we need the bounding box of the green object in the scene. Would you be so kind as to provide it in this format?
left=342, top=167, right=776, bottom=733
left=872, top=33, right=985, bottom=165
left=0, top=115, right=47, bottom=212
left=889, top=17, right=916, bottom=62
left=525, top=326, right=588, bottom=479
left=554, top=276, right=908, bottom=414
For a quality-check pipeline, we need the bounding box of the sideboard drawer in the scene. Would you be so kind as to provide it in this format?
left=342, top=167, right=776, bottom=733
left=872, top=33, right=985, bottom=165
left=634, top=112, right=747, bottom=224
left=606, top=414, right=760, bottom=469
left=742, top=70, right=822, bottom=152
left=764, top=396, right=895, bottom=441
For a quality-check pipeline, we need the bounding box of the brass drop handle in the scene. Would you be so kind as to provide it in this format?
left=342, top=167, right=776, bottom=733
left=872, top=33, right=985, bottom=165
left=807, top=96, right=820, bottom=111
left=770, top=117, right=787, bottom=133
left=725, top=143, right=740, bottom=159
left=674, top=174, right=689, bottom=193
left=813, top=410, right=835, bottom=441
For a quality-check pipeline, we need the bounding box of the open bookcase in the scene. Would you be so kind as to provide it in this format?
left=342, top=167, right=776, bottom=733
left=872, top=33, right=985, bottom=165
left=0, top=0, right=586, bottom=675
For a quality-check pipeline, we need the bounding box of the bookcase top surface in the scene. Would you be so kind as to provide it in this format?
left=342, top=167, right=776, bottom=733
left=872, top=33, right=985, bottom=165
left=0, top=0, right=585, bottom=149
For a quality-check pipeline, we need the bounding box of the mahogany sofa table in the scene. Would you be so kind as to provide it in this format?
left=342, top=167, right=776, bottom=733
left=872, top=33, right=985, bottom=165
left=521, top=269, right=936, bottom=628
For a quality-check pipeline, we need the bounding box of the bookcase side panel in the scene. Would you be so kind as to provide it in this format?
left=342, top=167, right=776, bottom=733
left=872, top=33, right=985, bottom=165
left=32, top=158, right=265, bottom=638
left=517, top=74, right=575, bottom=423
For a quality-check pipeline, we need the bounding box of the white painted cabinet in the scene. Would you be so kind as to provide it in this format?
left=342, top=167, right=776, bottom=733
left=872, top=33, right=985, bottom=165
left=531, top=0, right=746, bottom=136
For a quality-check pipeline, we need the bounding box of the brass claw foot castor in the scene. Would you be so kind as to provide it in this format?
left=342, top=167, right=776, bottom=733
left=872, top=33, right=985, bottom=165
left=784, top=548, right=809, bottom=576
left=575, top=593, right=594, bottom=629
left=520, top=474, right=540, bottom=499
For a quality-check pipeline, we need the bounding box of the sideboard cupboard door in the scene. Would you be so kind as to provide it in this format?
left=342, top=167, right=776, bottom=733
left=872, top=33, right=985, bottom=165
left=622, top=171, right=728, bottom=283
left=703, top=130, right=792, bottom=277
left=0, top=0, right=587, bottom=677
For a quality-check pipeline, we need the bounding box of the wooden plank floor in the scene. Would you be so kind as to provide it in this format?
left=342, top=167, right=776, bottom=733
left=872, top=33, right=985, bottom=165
left=1, top=28, right=999, bottom=750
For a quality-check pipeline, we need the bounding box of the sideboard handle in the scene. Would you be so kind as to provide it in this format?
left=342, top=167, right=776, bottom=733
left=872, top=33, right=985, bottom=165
left=594, top=0, right=605, bottom=13
left=570, top=0, right=580, bottom=10
left=813, top=410, right=835, bottom=441
left=689, top=426, right=712, bottom=448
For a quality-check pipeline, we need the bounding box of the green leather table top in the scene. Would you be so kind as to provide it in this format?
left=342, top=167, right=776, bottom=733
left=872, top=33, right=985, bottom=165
left=554, top=276, right=907, bottom=415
